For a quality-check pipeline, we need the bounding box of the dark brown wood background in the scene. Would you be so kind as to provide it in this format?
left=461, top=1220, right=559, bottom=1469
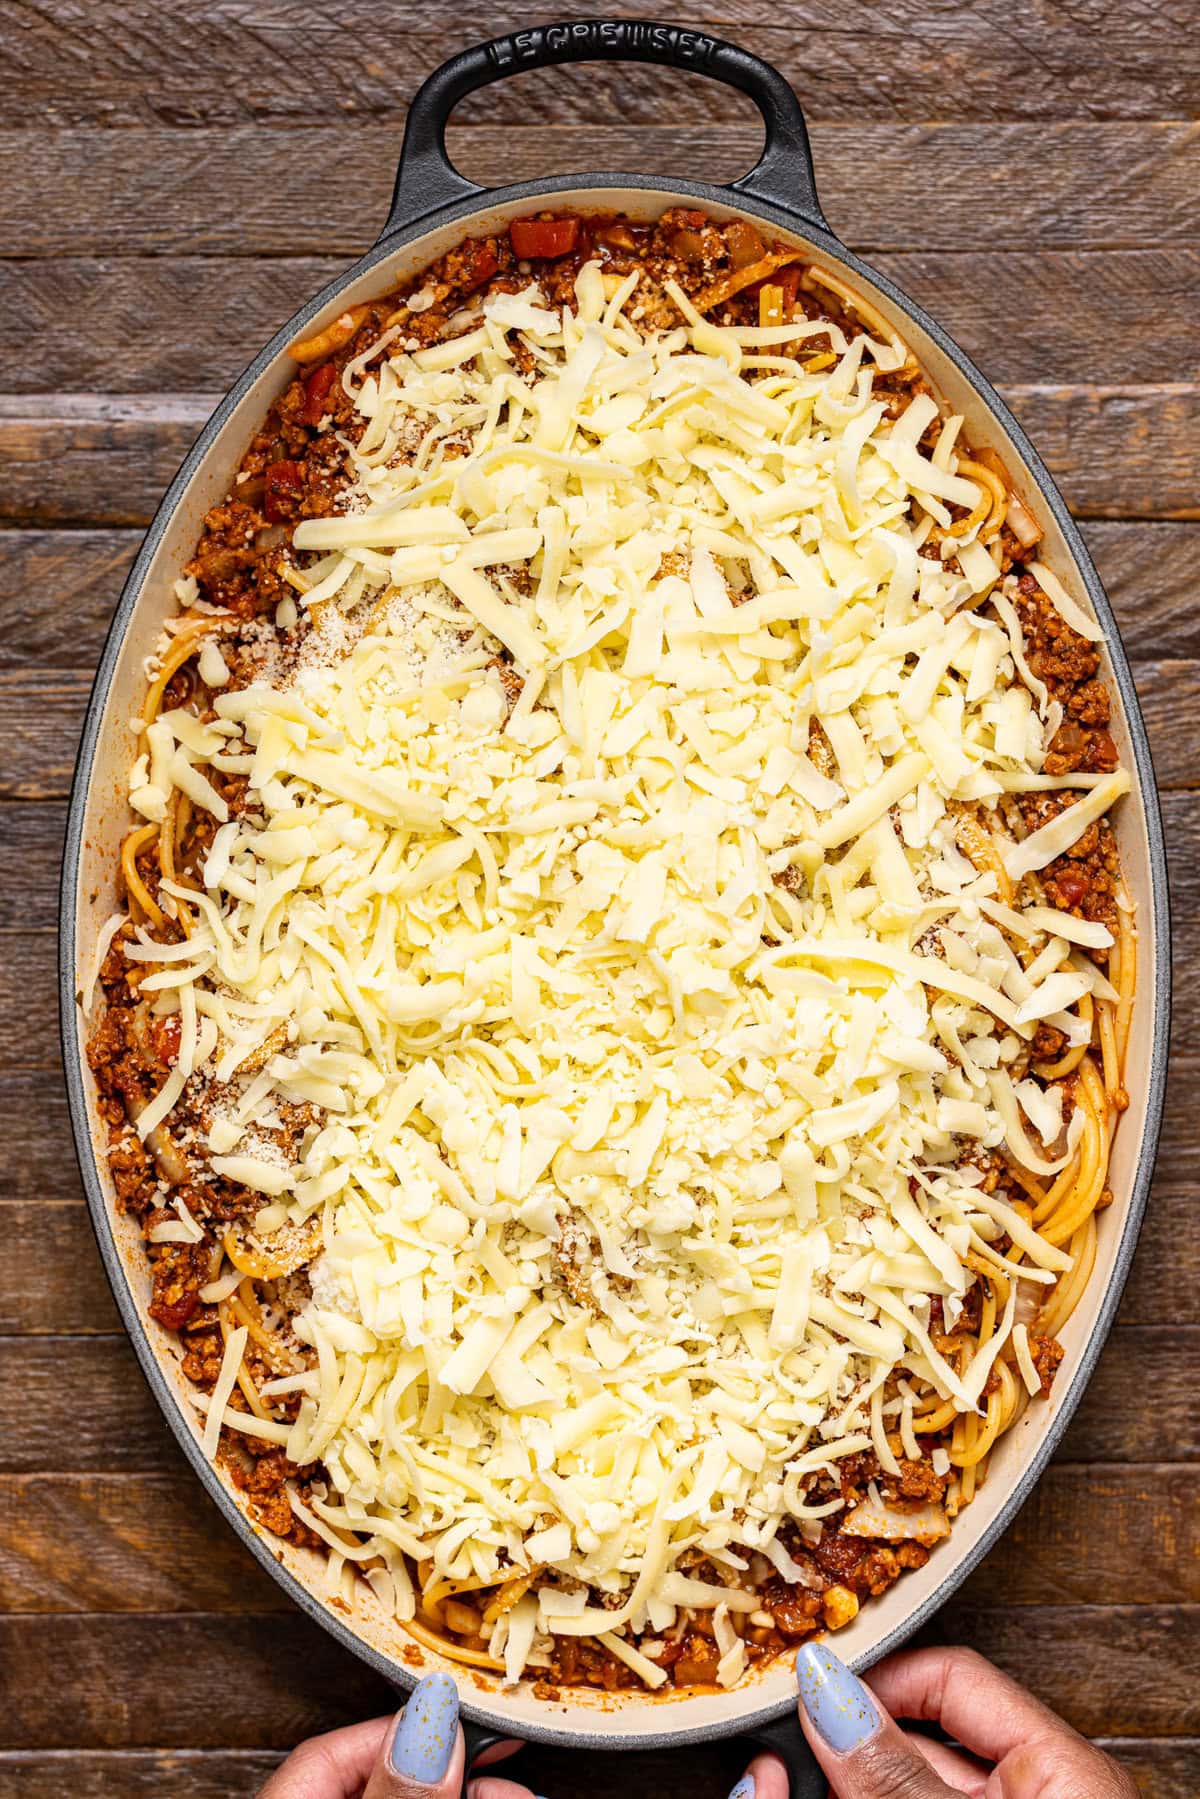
left=1, top=3, right=1197, bottom=1794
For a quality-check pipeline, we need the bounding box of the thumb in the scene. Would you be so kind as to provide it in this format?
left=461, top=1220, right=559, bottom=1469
left=363, top=1672, right=467, bottom=1799
left=795, top=1644, right=966, bottom=1799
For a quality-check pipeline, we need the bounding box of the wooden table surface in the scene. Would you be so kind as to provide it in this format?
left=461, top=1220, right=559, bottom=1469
left=1, top=3, right=1197, bottom=1794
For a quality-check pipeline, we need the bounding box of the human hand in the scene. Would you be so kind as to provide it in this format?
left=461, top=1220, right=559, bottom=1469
left=256, top=1672, right=524, bottom=1799
left=728, top=1642, right=1138, bottom=1798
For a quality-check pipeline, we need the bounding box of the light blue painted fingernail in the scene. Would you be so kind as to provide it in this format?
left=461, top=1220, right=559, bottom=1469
left=728, top=1777, right=755, bottom=1799
left=390, top=1672, right=459, bottom=1782
left=795, top=1642, right=881, bottom=1755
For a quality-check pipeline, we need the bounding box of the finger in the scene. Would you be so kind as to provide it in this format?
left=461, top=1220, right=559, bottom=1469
left=725, top=1751, right=790, bottom=1799
left=795, top=1642, right=967, bottom=1798
left=467, top=1781, right=543, bottom=1799
left=866, top=1646, right=1085, bottom=1767
left=257, top=1717, right=392, bottom=1797
left=992, top=1739, right=1141, bottom=1797
left=363, top=1672, right=466, bottom=1799
left=903, top=1732, right=990, bottom=1796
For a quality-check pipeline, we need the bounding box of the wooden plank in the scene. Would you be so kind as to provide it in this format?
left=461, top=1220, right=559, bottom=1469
left=5, top=647, right=1199, bottom=805
left=0, top=1611, right=395, bottom=1749
left=958, top=1465, right=1200, bottom=1608
left=0, top=1337, right=186, bottom=1473
left=1136, top=663, right=1200, bottom=788
left=0, top=1474, right=289, bottom=1614
left=1097, top=1740, right=1200, bottom=1799
left=2, top=522, right=1196, bottom=677
left=3, top=386, right=1198, bottom=529
left=2, top=249, right=1196, bottom=393
left=0, top=1756, right=284, bottom=1799
left=0, top=1203, right=121, bottom=1333
left=922, top=1606, right=1200, bottom=1740
left=2, top=1325, right=1191, bottom=1474
left=3, top=123, right=1199, bottom=258
left=0, top=804, right=64, bottom=930
left=0, top=1604, right=1190, bottom=1747
left=0, top=1743, right=1194, bottom=1799
left=0, top=527, right=139, bottom=658
left=0, top=395, right=209, bottom=529
left=2, top=1465, right=1191, bottom=1617
left=1006, top=386, right=1200, bottom=524
left=4, top=1170, right=1195, bottom=1334
left=0, top=667, right=94, bottom=801
left=3, top=2, right=1199, bottom=126
left=0, top=939, right=61, bottom=1068
left=1057, top=1330, right=1200, bottom=1465
left=0, top=1076, right=83, bottom=1204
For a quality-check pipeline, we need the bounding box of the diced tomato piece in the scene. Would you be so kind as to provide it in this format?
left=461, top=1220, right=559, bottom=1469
left=301, top=362, right=337, bottom=427
left=151, top=1013, right=181, bottom=1066
left=459, top=238, right=500, bottom=291
left=509, top=216, right=582, bottom=261
left=149, top=1289, right=200, bottom=1331
left=263, top=458, right=305, bottom=522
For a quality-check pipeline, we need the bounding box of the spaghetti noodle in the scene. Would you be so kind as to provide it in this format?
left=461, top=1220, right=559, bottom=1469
left=87, top=206, right=1133, bottom=1695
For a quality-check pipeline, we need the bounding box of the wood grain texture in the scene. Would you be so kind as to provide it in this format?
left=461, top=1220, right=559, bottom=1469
left=5, top=123, right=1200, bottom=257
left=2, top=522, right=1196, bottom=674
left=2, top=1324, right=1192, bottom=1475
left=0, top=1743, right=1196, bottom=1799
left=0, top=6, right=1195, bottom=1786
left=4, top=1, right=1199, bottom=125
left=7, top=647, right=1200, bottom=801
left=1, top=1605, right=1193, bottom=1749
left=3, top=1464, right=1193, bottom=1616
left=5, top=386, right=1198, bottom=528
left=4, top=1175, right=1197, bottom=1334
left=5, top=249, right=1197, bottom=393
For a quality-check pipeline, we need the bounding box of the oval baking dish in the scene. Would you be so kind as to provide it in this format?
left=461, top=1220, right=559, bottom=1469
left=61, top=21, right=1170, bottom=1796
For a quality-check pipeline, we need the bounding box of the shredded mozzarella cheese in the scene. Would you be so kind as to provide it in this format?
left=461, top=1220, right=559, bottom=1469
left=130, top=264, right=1125, bottom=1673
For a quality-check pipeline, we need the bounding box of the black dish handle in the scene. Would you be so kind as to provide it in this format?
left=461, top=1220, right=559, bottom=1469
left=381, top=17, right=826, bottom=240
left=460, top=1705, right=823, bottom=1799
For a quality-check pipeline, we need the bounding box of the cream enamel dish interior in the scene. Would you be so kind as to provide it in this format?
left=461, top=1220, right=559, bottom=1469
left=62, top=23, right=1169, bottom=1778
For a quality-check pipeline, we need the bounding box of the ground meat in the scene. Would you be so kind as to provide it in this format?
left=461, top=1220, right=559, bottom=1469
left=852, top=1541, right=930, bottom=1597
left=105, top=1123, right=159, bottom=1215
left=181, top=1327, right=224, bottom=1388
left=1032, top=1021, right=1068, bottom=1063
left=808, top=1524, right=862, bottom=1584
left=546, top=1635, right=638, bottom=1691
left=1018, top=793, right=1120, bottom=939
left=837, top=1451, right=949, bottom=1508
left=226, top=1448, right=323, bottom=1546
left=1027, top=1333, right=1065, bottom=1395
left=487, top=654, right=524, bottom=713
left=1013, top=572, right=1119, bottom=777
left=146, top=1242, right=208, bottom=1331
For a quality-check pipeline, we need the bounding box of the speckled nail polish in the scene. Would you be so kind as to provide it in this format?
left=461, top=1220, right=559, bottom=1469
left=389, top=1672, right=459, bottom=1782
left=728, top=1776, right=755, bottom=1799
left=795, top=1642, right=881, bottom=1755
